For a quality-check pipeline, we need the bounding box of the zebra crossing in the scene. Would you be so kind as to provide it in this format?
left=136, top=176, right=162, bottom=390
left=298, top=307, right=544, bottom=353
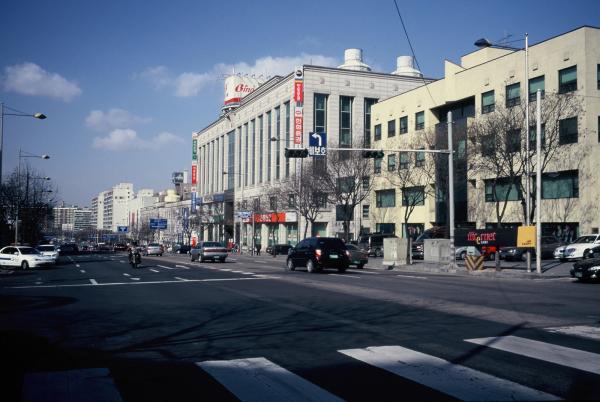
left=22, top=325, right=600, bottom=401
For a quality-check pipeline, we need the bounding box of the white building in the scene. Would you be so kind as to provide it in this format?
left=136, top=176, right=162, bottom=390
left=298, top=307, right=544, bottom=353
left=73, top=208, right=93, bottom=231
left=90, top=183, right=134, bottom=232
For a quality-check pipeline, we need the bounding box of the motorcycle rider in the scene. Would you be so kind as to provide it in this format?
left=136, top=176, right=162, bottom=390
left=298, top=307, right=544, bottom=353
left=128, top=243, right=142, bottom=267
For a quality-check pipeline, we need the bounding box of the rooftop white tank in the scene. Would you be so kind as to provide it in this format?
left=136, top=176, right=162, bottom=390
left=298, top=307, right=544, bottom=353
left=392, top=56, right=423, bottom=77
left=338, top=48, right=371, bottom=71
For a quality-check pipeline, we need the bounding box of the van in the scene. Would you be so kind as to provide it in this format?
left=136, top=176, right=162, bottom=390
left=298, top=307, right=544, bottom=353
left=358, top=233, right=397, bottom=257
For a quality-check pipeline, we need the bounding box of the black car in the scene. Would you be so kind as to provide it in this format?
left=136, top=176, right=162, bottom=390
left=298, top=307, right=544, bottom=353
left=286, top=237, right=350, bottom=273
left=411, top=227, right=447, bottom=260
left=570, top=246, right=600, bottom=282
left=499, top=236, right=564, bottom=261
left=173, top=244, right=191, bottom=254
left=113, top=243, right=128, bottom=252
left=58, top=243, right=79, bottom=255
left=266, top=244, right=293, bottom=255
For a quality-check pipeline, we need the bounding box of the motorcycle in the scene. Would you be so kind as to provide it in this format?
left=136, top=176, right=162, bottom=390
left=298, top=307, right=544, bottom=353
left=129, top=249, right=142, bottom=269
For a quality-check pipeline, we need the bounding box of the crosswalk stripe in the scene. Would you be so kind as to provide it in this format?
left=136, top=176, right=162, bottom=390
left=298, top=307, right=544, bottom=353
left=339, top=345, right=558, bottom=401
left=544, top=325, right=600, bottom=341
left=157, top=265, right=174, bottom=270
left=197, top=357, right=344, bottom=402
left=175, top=265, right=190, bottom=269
left=22, top=368, right=123, bottom=402
left=465, top=335, right=600, bottom=375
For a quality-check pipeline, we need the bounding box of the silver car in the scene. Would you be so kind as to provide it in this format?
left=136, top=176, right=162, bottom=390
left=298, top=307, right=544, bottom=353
left=36, top=244, right=59, bottom=262
left=144, top=243, right=164, bottom=256
left=190, top=241, right=228, bottom=262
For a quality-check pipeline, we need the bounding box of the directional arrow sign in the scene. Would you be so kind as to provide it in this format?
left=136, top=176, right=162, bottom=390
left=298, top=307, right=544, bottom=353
left=308, top=132, right=327, bottom=156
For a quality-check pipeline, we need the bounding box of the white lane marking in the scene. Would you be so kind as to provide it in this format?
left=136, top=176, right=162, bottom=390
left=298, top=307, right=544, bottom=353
left=396, top=275, right=428, bottom=279
left=347, top=269, right=378, bottom=274
left=90, top=279, right=98, bottom=285
left=545, top=325, right=600, bottom=341
left=80, top=270, right=86, bottom=274
left=256, top=260, right=268, bottom=264
left=174, top=276, right=188, bottom=281
left=149, top=269, right=159, bottom=273
left=123, top=273, right=130, bottom=277
left=329, top=273, right=361, bottom=279
left=219, top=269, right=232, bottom=271
left=197, top=357, right=344, bottom=402
left=130, top=277, right=140, bottom=281
left=35, top=281, right=43, bottom=285
left=119, top=261, right=126, bottom=264
left=230, top=270, right=244, bottom=273
left=228, top=258, right=237, bottom=262
left=175, top=265, right=190, bottom=269
left=22, top=368, right=123, bottom=402
left=8, top=277, right=272, bottom=289
left=75, top=264, right=81, bottom=268
left=241, top=272, right=255, bottom=275
left=339, top=345, right=558, bottom=401
left=465, top=336, right=600, bottom=375
left=157, top=265, right=174, bottom=270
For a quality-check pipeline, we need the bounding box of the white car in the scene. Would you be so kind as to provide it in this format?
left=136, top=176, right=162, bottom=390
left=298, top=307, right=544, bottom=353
left=36, top=244, right=59, bottom=262
left=0, top=246, right=56, bottom=269
left=553, top=234, right=600, bottom=261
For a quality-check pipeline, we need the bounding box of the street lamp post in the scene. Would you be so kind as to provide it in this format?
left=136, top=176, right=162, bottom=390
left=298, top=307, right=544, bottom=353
left=0, top=103, right=46, bottom=185
left=15, top=150, right=50, bottom=245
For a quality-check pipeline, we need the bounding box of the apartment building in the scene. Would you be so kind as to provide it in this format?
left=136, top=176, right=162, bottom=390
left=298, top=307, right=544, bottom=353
left=192, top=49, right=432, bottom=247
left=370, top=26, right=600, bottom=240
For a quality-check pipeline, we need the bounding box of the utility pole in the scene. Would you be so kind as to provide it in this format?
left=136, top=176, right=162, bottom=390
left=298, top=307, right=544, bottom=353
left=524, top=33, right=532, bottom=273
left=447, top=112, right=456, bottom=269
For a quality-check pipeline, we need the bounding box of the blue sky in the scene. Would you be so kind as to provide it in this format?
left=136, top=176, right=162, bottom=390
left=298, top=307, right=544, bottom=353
left=1, top=0, right=597, bottom=206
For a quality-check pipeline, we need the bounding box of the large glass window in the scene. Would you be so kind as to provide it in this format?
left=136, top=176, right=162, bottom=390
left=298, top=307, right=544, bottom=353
left=529, top=75, right=545, bottom=101
left=415, top=111, right=425, bottom=130
left=415, top=150, right=425, bottom=167
left=275, top=106, right=281, bottom=180
left=251, top=120, right=256, bottom=185
left=558, top=65, right=577, bottom=94
left=506, top=83, right=520, bottom=107
left=362, top=205, right=370, bottom=218
left=376, top=189, right=396, bottom=208
left=227, top=130, right=235, bottom=189
left=399, top=116, right=408, bottom=134
left=529, top=124, right=546, bottom=149
left=339, top=96, right=353, bottom=147
left=267, top=111, right=272, bottom=182
left=374, top=158, right=382, bottom=174
left=364, top=98, right=377, bottom=147
left=482, top=90, right=495, bottom=114
left=285, top=102, right=291, bottom=178
left=559, top=117, right=578, bottom=144
left=387, top=154, right=396, bottom=171
left=314, top=94, right=328, bottom=134
left=399, top=152, right=409, bottom=169
left=258, top=115, right=264, bottom=183
left=484, top=178, right=522, bottom=202
left=506, top=129, right=521, bottom=153
left=402, top=186, right=425, bottom=206
left=374, top=124, right=382, bottom=141
left=542, top=170, right=578, bottom=199
left=387, top=119, right=396, bottom=137
left=481, top=135, right=495, bottom=157
left=313, top=192, right=327, bottom=208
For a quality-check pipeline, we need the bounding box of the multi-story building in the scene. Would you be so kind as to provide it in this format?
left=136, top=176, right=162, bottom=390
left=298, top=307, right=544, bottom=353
left=370, top=26, right=600, bottom=241
left=192, top=49, right=433, bottom=247
left=91, top=191, right=105, bottom=230
left=52, top=203, right=76, bottom=231
left=127, top=189, right=157, bottom=234
left=90, top=183, right=133, bottom=232
left=73, top=208, right=93, bottom=231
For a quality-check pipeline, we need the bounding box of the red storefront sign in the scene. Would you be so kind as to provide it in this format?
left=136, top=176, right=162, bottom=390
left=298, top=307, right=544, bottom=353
left=253, top=212, right=286, bottom=223
left=294, top=80, right=304, bottom=102
left=191, top=165, right=197, bottom=185
left=294, top=107, right=303, bottom=145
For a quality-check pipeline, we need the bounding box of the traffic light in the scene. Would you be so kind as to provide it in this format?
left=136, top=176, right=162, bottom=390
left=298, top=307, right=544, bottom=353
left=362, top=150, right=384, bottom=159
left=284, top=148, right=309, bottom=158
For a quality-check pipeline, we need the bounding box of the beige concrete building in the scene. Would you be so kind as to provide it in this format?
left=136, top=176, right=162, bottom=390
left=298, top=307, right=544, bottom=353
left=370, top=26, right=600, bottom=241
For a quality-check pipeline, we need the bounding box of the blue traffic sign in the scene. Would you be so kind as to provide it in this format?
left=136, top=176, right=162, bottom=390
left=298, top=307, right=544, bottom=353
left=308, top=132, right=327, bottom=156
left=150, top=218, right=168, bottom=229
left=117, top=226, right=128, bottom=233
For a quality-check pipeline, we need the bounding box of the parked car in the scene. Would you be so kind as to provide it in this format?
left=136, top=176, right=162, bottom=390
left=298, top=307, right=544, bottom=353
left=345, top=244, right=368, bottom=269
left=500, top=236, right=564, bottom=261
left=113, top=243, right=128, bottom=252
left=0, top=246, right=55, bottom=269
left=266, top=244, right=293, bottom=256
left=570, top=245, right=600, bottom=281
left=286, top=237, right=350, bottom=273
left=36, top=244, right=59, bottom=262
left=357, top=233, right=397, bottom=257
left=554, top=234, right=600, bottom=261
left=411, top=227, right=447, bottom=260
left=173, top=244, right=191, bottom=254
left=190, top=241, right=228, bottom=262
left=144, top=243, right=164, bottom=256
left=57, top=243, right=79, bottom=255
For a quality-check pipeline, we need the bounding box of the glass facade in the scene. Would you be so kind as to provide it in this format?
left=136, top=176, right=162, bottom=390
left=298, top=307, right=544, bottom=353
left=267, top=111, right=272, bottom=182
left=251, top=119, right=256, bottom=185
left=244, top=123, right=249, bottom=186
left=364, top=98, right=377, bottom=147
left=285, top=102, right=290, bottom=177
left=259, top=115, right=264, bottom=183
left=376, top=189, right=396, bottom=208
left=542, top=170, right=578, bottom=199
left=402, top=186, right=425, bottom=206
left=275, top=107, right=281, bottom=180
left=314, top=94, right=328, bottom=134
left=227, top=130, right=235, bottom=189
left=484, top=178, right=522, bottom=202
left=339, top=96, right=353, bottom=147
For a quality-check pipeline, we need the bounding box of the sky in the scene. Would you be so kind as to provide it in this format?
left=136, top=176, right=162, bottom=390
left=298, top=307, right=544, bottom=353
left=1, top=0, right=598, bottom=206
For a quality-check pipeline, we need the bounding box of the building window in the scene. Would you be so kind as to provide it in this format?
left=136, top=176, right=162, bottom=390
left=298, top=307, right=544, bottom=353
left=387, top=119, right=396, bottom=137
left=559, top=117, right=578, bottom=144
left=415, top=151, right=425, bottom=167
left=251, top=120, right=256, bottom=185
left=399, top=152, right=409, bottom=170
left=275, top=106, right=281, bottom=180
left=258, top=115, right=264, bottom=183
left=387, top=154, right=396, bottom=171
left=374, top=124, right=382, bottom=141
left=558, top=65, right=577, bottom=94
left=253, top=198, right=261, bottom=210
left=598, top=116, right=600, bottom=143
left=482, top=90, right=495, bottom=114
left=529, top=124, right=546, bottom=149
left=227, top=130, right=235, bottom=189
left=399, top=116, right=408, bottom=134
left=267, top=111, right=272, bottom=182
left=542, top=170, right=578, bottom=199
left=362, top=176, right=369, bottom=191
left=506, top=83, right=520, bottom=107
left=484, top=178, right=522, bottom=202
left=285, top=102, right=290, bottom=178
left=415, top=111, right=425, bottom=130
left=362, top=205, right=370, bottom=218
left=339, top=96, right=353, bottom=147
left=238, top=126, right=243, bottom=188
left=244, top=124, right=249, bottom=186
left=481, top=135, right=495, bottom=157
left=376, top=189, right=396, bottom=208
left=287, top=194, right=295, bottom=208
left=337, top=177, right=354, bottom=193
left=506, top=129, right=521, bottom=153
left=314, top=94, right=328, bottom=134
left=269, top=196, right=277, bottom=211
left=364, top=98, right=377, bottom=148
left=402, top=186, right=425, bottom=206
left=529, top=75, right=545, bottom=101
left=313, top=192, right=327, bottom=208
left=597, top=65, right=600, bottom=89
left=374, top=158, right=382, bottom=174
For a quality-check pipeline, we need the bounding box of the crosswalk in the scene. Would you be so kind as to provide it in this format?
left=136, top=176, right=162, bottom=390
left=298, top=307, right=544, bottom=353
left=22, top=325, right=600, bottom=401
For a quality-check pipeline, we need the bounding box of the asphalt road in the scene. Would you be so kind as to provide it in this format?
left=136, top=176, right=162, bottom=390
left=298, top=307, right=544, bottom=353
left=1, top=252, right=599, bottom=401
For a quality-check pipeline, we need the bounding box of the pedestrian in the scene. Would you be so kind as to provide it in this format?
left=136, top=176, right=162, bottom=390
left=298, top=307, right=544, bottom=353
left=256, top=243, right=261, bottom=255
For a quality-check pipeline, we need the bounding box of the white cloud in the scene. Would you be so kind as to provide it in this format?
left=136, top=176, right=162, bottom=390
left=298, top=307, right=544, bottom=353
left=93, top=129, right=184, bottom=151
left=138, top=53, right=338, bottom=98
left=85, top=108, right=151, bottom=131
left=2, top=62, right=81, bottom=102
